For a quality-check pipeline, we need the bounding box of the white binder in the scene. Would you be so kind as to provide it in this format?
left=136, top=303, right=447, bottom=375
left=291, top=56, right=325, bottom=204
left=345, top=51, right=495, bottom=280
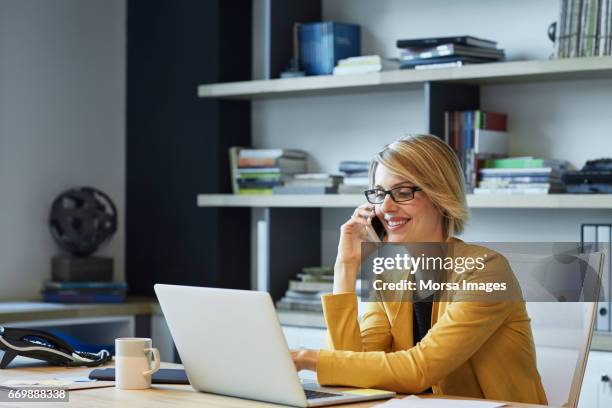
left=583, top=224, right=611, bottom=332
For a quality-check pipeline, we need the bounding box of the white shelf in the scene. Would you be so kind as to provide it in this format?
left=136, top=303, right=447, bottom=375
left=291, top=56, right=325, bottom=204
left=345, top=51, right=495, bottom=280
left=197, top=194, right=363, bottom=208
left=467, top=194, right=612, bottom=209
left=277, top=309, right=326, bottom=329
left=198, top=57, right=612, bottom=100
left=197, top=194, right=612, bottom=209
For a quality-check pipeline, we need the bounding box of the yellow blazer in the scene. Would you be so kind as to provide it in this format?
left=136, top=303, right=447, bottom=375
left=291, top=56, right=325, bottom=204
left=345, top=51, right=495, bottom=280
left=316, top=238, right=548, bottom=404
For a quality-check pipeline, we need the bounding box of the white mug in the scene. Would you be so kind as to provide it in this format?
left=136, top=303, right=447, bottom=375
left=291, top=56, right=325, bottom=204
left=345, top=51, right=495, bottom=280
left=115, top=337, right=160, bottom=390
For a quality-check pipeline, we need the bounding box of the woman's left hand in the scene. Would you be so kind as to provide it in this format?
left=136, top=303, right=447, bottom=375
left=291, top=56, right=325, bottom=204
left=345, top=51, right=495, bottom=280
left=290, top=349, right=319, bottom=372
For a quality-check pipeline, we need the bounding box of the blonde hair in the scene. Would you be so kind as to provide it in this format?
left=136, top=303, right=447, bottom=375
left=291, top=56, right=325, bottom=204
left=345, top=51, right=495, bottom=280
left=369, top=134, right=468, bottom=237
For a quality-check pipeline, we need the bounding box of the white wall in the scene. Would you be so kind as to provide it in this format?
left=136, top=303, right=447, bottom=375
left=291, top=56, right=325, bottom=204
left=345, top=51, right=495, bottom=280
left=0, top=0, right=126, bottom=299
left=323, top=0, right=559, bottom=61
left=252, top=88, right=425, bottom=173
left=250, top=0, right=612, bottom=265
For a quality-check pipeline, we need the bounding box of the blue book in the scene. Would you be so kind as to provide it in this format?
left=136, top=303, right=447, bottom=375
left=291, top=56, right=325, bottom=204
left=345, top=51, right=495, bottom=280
left=299, top=22, right=360, bottom=75
left=237, top=179, right=283, bottom=188
left=43, top=293, right=126, bottom=303
left=480, top=176, right=553, bottom=183
left=44, top=281, right=128, bottom=290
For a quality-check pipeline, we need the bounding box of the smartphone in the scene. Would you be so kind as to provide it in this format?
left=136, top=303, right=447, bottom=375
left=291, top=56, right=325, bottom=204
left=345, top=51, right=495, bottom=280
left=367, top=214, right=385, bottom=242
left=371, top=215, right=385, bottom=240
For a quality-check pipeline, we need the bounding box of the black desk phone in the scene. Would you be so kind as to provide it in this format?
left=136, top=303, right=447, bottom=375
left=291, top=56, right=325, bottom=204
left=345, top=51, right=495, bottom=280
left=0, top=326, right=111, bottom=369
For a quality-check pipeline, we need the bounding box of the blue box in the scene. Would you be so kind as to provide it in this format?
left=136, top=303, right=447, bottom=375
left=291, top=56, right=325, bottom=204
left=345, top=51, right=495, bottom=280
left=299, top=22, right=361, bottom=75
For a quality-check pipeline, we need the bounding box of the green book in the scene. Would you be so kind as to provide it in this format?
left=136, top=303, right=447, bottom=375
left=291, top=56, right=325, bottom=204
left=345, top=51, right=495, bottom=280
left=474, top=110, right=482, bottom=129
left=237, top=189, right=273, bottom=195
left=237, top=173, right=282, bottom=180
left=301, top=266, right=334, bottom=275
left=483, top=157, right=556, bottom=169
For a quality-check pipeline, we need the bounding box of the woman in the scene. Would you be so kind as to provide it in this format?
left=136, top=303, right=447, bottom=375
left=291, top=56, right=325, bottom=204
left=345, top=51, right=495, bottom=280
left=291, top=134, right=548, bottom=404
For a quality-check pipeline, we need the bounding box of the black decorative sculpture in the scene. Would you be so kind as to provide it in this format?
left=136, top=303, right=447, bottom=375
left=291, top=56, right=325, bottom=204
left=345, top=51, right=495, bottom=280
left=49, top=187, right=117, bottom=281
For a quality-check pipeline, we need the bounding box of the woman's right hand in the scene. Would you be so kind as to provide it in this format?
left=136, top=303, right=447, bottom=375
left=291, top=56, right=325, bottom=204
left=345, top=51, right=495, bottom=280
left=338, top=203, right=376, bottom=264
left=333, top=203, right=375, bottom=293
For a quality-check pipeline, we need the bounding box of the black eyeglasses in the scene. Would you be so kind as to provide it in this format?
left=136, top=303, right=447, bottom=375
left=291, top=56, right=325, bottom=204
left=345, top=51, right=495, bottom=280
left=364, top=186, right=422, bottom=204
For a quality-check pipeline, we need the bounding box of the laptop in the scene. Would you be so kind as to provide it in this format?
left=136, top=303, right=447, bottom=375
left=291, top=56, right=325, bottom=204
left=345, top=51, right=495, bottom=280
left=154, top=284, right=396, bottom=407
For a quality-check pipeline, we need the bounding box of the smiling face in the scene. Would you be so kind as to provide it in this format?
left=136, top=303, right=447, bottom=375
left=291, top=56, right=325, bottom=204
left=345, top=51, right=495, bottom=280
left=373, top=164, right=445, bottom=243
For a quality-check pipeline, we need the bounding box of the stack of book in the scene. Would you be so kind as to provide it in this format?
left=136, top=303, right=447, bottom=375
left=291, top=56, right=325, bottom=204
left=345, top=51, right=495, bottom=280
left=555, top=0, right=612, bottom=58
left=276, top=266, right=334, bottom=313
left=396, top=36, right=505, bottom=70
left=332, top=55, right=399, bottom=75
left=229, top=147, right=307, bottom=194
left=563, top=158, right=612, bottom=193
left=42, top=281, right=127, bottom=303
left=338, top=161, right=370, bottom=194
left=273, top=173, right=342, bottom=194
left=475, top=157, right=567, bottom=195
left=444, top=110, right=509, bottom=192
left=276, top=266, right=364, bottom=313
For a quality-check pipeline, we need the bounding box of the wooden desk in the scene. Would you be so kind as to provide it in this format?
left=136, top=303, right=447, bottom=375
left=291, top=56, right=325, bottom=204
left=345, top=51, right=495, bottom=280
left=0, top=357, right=551, bottom=408
left=0, top=298, right=155, bottom=323
left=0, top=299, right=178, bottom=361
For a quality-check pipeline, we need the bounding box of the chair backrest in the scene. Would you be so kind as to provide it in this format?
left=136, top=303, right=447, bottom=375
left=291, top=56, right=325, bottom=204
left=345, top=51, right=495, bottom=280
left=506, top=251, right=604, bottom=408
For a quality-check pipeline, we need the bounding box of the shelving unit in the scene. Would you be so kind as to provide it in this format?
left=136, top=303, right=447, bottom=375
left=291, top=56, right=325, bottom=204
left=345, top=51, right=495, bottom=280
left=198, top=57, right=612, bottom=100
left=193, top=2, right=612, bottom=404
left=197, top=59, right=612, bottom=306
left=196, top=6, right=612, bottom=348
left=197, top=193, right=612, bottom=209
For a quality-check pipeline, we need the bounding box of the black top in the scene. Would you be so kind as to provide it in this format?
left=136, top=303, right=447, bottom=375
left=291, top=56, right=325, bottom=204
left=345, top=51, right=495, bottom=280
left=412, top=298, right=433, bottom=344
left=412, top=295, right=434, bottom=393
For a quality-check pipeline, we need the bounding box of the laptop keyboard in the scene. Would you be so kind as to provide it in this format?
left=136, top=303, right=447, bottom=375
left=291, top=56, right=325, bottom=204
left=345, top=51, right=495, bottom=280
left=304, top=389, right=342, bottom=400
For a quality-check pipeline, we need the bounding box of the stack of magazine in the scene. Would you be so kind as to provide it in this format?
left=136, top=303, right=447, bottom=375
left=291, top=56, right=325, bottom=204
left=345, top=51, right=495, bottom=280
left=276, top=266, right=362, bottom=313
left=397, top=36, right=505, bottom=70
left=229, top=147, right=307, bottom=194
left=273, top=173, right=342, bottom=194
left=476, top=157, right=567, bottom=194
left=338, top=161, right=370, bottom=194
left=276, top=266, right=334, bottom=313
left=563, top=158, right=612, bottom=193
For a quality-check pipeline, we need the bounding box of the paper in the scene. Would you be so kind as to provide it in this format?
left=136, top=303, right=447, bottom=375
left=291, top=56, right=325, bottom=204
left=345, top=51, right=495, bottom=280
left=1, top=379, right=114, bottom=391
left=374, top=395, right=506, bottom=408
left=1, top=380, right=71, bottom=387
left=344, top=388, right=394, bottom=396
left=1, top=380, right=38, bottom=386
